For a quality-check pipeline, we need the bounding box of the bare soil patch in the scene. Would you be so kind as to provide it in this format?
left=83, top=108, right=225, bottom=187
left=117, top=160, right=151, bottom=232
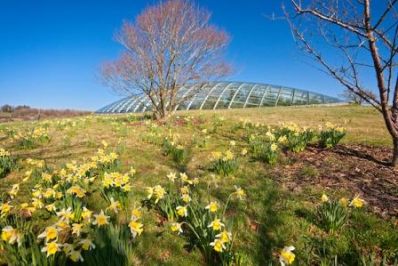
left=273, top=145, right=398, bottom=218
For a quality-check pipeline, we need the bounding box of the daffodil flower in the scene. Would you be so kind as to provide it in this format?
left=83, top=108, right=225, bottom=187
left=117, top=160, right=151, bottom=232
left=205, top=201, right=218, bottom=213
left=93, top=210, right=110, bottom=227
left=210, top=238, right=226, bottom=253
left=279, top=246, right=295, bottom=266
left=79, top=238, right=95, bottom=251
left=41, top=241, right=61, bottom=257
left=208, top=218, right=224, bottom=231
left=38, top=226, right=58, bottom=242
left=176, top=206, right=188, bottom=217
left=129, top=220, right=144, bottom=238
left=321, top=193, right=329, bottom=203
left=170, top=222, right=183, bottom=234
left=350, top=195, right=365, bottom=208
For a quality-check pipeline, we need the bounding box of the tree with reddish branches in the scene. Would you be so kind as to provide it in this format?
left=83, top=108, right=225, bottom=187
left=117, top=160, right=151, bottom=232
left=102, top=0, right=231, bottom=120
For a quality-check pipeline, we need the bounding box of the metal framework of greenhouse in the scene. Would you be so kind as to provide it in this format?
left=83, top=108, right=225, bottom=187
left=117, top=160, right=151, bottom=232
left=96, top=81, right=341, bottom=113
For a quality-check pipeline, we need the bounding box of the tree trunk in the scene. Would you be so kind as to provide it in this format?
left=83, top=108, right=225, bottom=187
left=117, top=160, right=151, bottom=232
left=393, top=137, right=398, bottom=168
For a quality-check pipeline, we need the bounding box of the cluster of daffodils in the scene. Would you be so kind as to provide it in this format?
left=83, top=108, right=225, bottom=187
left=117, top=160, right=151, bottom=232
left=146, top=185, right=167, bottom=203
left=319, top=122, right=346, bottom=148
left=0, top=146, right=144, bottom=264
left=275, top=123, right=314, bottom=153
left=12, top=126, right=50, bottom=147
left=205, top=202, right=232, bottom=254
left=249, top=132, right=280, bottom=165
left=163, top=173, right=246, bottom=264
left=321, top=193, right=365, bottom=208
left=0, top=148, right=10, bottom=157
left=322, top=122, right=346, bottom=133
left=0, top=148, right=14, bottom=178
left=91, top=148, right=119, bottom=166
left=210, top=149, right=238, bottom=176
left=211, top=150, right=234, bottom=162
left=129, top=208, right=144, bottom=238
left=102, top=171, right=132, bottom=192
left=1, top=225, right=23, bottom=246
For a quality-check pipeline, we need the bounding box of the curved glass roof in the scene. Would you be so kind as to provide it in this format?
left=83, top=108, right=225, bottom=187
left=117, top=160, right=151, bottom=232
left=97, top=81, right=341, bottom=113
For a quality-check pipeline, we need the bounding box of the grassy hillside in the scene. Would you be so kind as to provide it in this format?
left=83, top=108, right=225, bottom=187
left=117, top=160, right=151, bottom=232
left=0, top=105, right=396, bottom=265
left=183, top=105, right=391, bottom=146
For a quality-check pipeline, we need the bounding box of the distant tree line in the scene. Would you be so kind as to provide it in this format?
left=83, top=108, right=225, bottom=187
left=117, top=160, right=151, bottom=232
left=0, top=104, right=31, bottom=113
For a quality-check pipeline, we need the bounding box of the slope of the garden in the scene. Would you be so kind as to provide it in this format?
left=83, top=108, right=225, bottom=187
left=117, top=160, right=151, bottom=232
left=0, top=105, right=397, bottom=265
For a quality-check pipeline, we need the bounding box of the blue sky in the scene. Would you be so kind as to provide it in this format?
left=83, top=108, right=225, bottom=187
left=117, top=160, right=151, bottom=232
left=0, top=0, right=362, bottom=110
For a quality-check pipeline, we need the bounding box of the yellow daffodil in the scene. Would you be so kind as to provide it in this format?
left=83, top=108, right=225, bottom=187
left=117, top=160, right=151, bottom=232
left=93, top=210, right=109, bottom=227
left=8, top=184, right=20, bottom=198
left=279, top=246, right=295, bottom=266
left=321, top=193, right=329, bottom=203
left=72, top=223, right=83, bottom=237
left=181, top=194, right=191, bottom=203
left=45, top=203, right=56, bottom=212
left=0, top=148, right=10, bottom=157
left=167, top=172, right=177, bottom=182
left=107, top=198, right=121, bottom=214
left=233, top=186, right=246, bottom=200
left=205, top=201, right=218, bottom=213
left=212, top=151, right=222, bottom=160
left=176, top=206, right=188, bottom=217
left=79, top=238, right=95, bottom=251
left=81, top=207, right=92, bottom=222
left=241, top=148, right=248, bottom=156
left=224, top=150, right=234, bottom=161
left=67, top=185, right=86, bottom=198
left=131, top=208, right=142, bottom=220
left=208, top=218, right=224, bottom=231
left=180, top=173, right=189, bottom=183
left=153, top=185, right=166, bottom=203
left=339, top=197, right=349, bottom=207
left=0, top=202, right=12, bottom=216
left=170, top=222, right=183, bottom=234
left=1, top=226, right=21, bottom=245
left=128, top=220, right=144, bottom=238
left=270, top=143, right=278, bottom=152
left=210, top=239, right=225, bottom=253
left=146, top=187, right=154, bottom=200
left=68, top=249, right=84, bottom=262
left=41, top=241, right=61, bottom=257
left=180, top=186, right=190, bottom=195
left=350, top=195, right=365, bottom=208
left=216, top=230, right=232, bottom=243
left=56, top=207, right=73, bottom=222
left=278, top=136, right=288, bottom=144
left=38, top=226, right=58, bottom=242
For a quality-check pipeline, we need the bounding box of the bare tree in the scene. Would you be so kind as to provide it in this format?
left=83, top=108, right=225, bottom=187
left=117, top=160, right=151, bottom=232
left=102, top=0, right=231, bottom=120
left=340, top=88, right=377, bottom=105
left=284, top=0, right=398, bottom=167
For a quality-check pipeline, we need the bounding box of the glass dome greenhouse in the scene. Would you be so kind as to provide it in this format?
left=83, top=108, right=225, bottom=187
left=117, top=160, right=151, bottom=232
left=97, top=81, right=341, bottom=113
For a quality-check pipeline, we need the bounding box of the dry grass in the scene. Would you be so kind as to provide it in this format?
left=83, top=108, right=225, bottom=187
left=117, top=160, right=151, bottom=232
left=0, top=108, right=91, bottom=123
left=179, top=105, right=390, bottom=146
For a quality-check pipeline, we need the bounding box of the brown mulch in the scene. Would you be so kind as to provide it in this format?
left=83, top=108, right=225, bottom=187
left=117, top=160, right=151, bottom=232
left=272, top=144, right=398, bottom=219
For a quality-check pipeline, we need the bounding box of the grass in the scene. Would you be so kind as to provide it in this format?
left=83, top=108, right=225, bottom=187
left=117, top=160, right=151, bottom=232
left=0, top=105, right=396, bottom=265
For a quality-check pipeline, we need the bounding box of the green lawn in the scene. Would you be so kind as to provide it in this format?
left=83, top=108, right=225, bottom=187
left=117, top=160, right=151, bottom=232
left=0, top=105, right=396, bottom=265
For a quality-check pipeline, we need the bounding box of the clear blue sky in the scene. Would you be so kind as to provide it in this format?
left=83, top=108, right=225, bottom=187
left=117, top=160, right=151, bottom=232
left=0, top=0, right=362, bottom=110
